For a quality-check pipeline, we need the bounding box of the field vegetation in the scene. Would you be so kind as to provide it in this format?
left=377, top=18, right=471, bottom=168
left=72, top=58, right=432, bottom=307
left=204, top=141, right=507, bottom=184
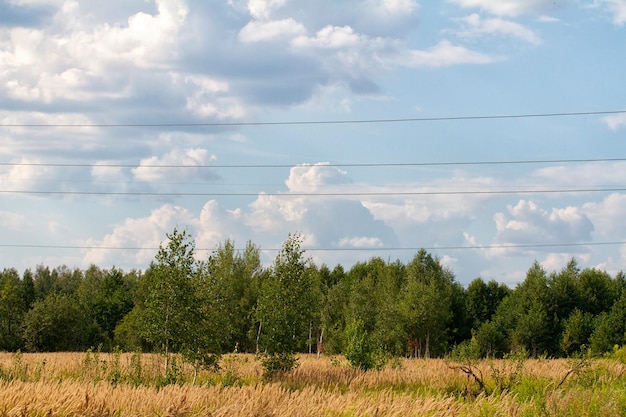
left=1, top=351, right=626, bottom=416
left=3, top=229, right=626, bottom=414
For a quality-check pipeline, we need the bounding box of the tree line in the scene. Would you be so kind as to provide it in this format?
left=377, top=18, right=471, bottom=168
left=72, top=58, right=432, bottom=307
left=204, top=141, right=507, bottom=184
left=2, top=228, right=626, bottom=369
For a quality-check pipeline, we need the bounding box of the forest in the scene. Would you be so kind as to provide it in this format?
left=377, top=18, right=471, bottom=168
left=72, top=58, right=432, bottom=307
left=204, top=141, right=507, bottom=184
left=2, top=228, right=626, bottom=369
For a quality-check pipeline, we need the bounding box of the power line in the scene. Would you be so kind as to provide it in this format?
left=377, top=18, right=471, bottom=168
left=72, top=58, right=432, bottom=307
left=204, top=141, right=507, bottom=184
left=2, top=157, right=626, bottom=169
left=0, top=110, right=624, bottom=128
left=1, top=241, right=624, bottom=252
left=2, top=187, right=626, bottom=197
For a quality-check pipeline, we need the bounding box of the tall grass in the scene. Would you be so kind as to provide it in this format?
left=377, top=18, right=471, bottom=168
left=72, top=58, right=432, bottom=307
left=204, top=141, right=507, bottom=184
left=0, top=352, right=625, bottom=416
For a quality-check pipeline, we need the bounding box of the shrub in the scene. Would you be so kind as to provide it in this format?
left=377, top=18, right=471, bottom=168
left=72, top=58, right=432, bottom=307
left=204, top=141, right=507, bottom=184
left=260, top=352, right=299, bottom=380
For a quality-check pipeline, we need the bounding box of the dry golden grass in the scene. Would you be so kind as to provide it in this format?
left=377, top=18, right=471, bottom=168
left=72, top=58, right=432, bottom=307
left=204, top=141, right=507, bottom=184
left=0, top=352, right=624, bottom=416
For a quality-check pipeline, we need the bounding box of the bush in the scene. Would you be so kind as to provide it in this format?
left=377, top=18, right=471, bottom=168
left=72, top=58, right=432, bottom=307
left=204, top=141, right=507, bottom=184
left=344, top=318, right=388, bottom=371
left=260, top=352, right=299, bottom=380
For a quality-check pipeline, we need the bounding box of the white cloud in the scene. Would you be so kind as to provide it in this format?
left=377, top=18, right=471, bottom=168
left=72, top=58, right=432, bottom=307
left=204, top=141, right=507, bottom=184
left=0, top=0, right=188, bottom=107
left=602, top=112, right=626, bottom=130
left=285, top=163, right=352, bottom=192
left=196, top=200, right=250, bottom=250
left=239, top=18, right=306, bottom=42
left=583, top=193, right=626, bottom=240
left=292, top=25, right=361, bottom=49
left=0, top=211, right=27, bottom=230
left=541, top=252, right=590, bottom=273
left=246, top=0, right=287, bottom=20
left=532, top=161, right=626, bottom=186
left=132, top=148, right=218, bottom=184
left=338, top=236, right=384, bottom=248
left=363, top=173, right=497, bottom=224
left=395, top=39, right=496, bottom=67
left=456, top=13, right=542, bottom=44
left=493, top=199, right=594, bottom=244
left=82, top=203, right=199, bottom=266
left=593, top=0, right=626, bottom=25
left=450, top=0, right=567, bottom=17
left=176, top=74, right=246, bottom=120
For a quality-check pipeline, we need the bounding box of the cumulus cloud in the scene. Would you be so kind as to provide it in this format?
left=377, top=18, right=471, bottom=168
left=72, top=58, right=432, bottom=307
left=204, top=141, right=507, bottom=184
left=132, top=148, right=219, bottom=184
left=449, top=0, right=569, bottom=17
left=82, top=203, right=199, bottom=266
left=583, top=193, right=626, bottom=240
left=285, top=163, right=352, bottom=192
left=338, top=236, right=384, bottom=248
left=239, top=18, right=306, bottom=42
left=493, top=199, right=594, bottom=245
left=532, top=161, right=626, bottom=186
left=292, top=25, right=362, bottom=49
left=0, top=0, right=188, bottom=107
left=455, top=13, right=542, bottom=44
left=0, top=157, right=92, bottom=194
left=0, top=210, right=26, bottom=230
left=592, top=0, right=626, bottom=25
left=240, top=0, right=420, bottom=37
left=394, top=39, right=496, bottom=67
left=602, top=112, right=626, bottom=130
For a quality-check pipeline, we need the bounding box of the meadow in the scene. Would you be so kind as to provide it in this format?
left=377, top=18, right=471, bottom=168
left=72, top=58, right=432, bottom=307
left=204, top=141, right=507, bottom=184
left=1, top=351, right=625, bottom=416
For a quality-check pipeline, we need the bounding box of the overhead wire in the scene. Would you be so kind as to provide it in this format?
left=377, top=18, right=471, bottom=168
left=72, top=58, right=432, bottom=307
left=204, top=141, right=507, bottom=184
left=2, top=187, right=626, bottom=197
left=2, top=157, right=626, bottom=169
left=1, top=241, right=624, bottom=252
left=0, top=109, right=624, bottom=127
left=2, top=109, right=626, bottom=256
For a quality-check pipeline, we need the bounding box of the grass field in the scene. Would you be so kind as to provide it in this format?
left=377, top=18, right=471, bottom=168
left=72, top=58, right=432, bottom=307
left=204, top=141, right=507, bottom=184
left=1, top=352, right=625, bottom=416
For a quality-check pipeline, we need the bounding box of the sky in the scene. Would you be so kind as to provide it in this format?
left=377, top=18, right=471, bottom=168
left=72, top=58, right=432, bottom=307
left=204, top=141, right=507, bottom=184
left=1, top=0, right=626, bottom=286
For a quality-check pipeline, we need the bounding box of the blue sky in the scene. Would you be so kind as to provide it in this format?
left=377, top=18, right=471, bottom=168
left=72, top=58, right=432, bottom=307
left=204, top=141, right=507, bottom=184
left=1, top=0, right=626, bottom=285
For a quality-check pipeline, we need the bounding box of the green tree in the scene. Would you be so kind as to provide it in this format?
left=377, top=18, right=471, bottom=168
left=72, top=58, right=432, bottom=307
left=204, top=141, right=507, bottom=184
left=137, top=228, right=197, bottom=373
left=503, top=261, right=558, bottom=356
left=560, top=308, right=593, bottom=355
left=344, top=318, right=378, bottom=370
left=21, top=269, right=35, bottom=309
left=466, top=278, right=510, bottom=330
left=578, top=268, right=618, bottom=316
left=549, top=258, right=581, bottom=322
left=203, top=239, right=262, bottom=353
left=22, top=293, right=89, bottom=351
left=0, top=268, right=27, bottom=350
left=77, top=265, right=134, bottom=349
left=399, top=249, right=454, bottom=358
left=256, top=233, right=318, bottom=375
left=473, top=320, right=507, bottom=358
left=33, top=264, right=56, bottom=300
left=589, top=291, right=626, bottom=354
left=320, top=265, right=349, bottom=354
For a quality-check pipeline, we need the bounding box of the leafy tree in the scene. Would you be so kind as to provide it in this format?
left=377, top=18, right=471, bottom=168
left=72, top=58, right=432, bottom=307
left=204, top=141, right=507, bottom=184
left=54, top=265, right=83, bottom=295
left=560, top=308, right=593, bottom=355
left=33, top=264, right=56, bottom=300
left=203, top=239, right=262, bottom=353
left=466, top=278, right=510, bottom=330
left=399, top=249, right=454, bottom=358
left=21, top=269, right=35, bottom=309
left=578, top=268, right=618, bottom=316
left=589, top=291, right=626, bottom=354
left=370, top=259, right=406, bottom=356
left=549, top=258, right=581, bottom=322
left=500, top=261, right=558, bottom=356
left=320, top=265, right=349, bottom=354
left=256, top=233, right=318, bottom=375
left=345, top=318, right=377, bottom=370
left=0, top=268, right=27, bottom=350
left=137, top=228, right=198, bottom=372
left=512, top=300, right=552, bottom=357
left=23, top=293, right=89, bottom=351
left=77, top=265, right=134, bottom=349
left=473, top=320, right=507, bottom=358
